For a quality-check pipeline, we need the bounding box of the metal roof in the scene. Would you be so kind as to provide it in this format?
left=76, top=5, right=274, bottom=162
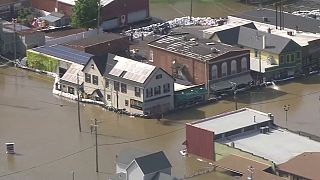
left=189, top=108, right=271, bottom=135
left=32, top=45, right=93, bottom=65
left=60, top=63, right=84, bottom=85
left=108, top=56, right=156, bottom=84
left=42, top=15, right=61, bottom=23
left=116, top=148, right=148, bottom=166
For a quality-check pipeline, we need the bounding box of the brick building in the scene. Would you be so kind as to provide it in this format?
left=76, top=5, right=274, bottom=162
left=64, top=32, right=129, bottom=56
left=31, top=0, right=149, bottom=30
left=0, top=0, right=28, bottom=19
left=148, top=34, right=252, bottom=92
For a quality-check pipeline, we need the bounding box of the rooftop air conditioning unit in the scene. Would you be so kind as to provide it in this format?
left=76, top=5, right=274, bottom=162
left=287, top=31, right=294, bottom=36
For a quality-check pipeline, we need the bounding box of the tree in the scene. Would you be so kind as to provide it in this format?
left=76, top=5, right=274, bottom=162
left=17, top=7, right=36, bottom=27
left=71, top=0, right=99, bottom=29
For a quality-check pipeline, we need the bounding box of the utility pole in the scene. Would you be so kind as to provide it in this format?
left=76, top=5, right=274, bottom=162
left=12, top=18, right=17, bottom=63
left=190, top=0, right=193, bottom=21
left=234, top=91, right=238, bottom=110
left=71, top=171, right=75, bottom=180
left=97, top=0, right=101, bottom=34
left=283, top=104, right=290, bottom=128
left=90, top=119, right=100, bottom=172
left=77, top=73, right=82, bottom=132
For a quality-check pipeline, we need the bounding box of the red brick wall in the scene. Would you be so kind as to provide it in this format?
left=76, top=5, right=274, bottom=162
left=151, top=47, right=207, bottom=85
left=101, top=0, right=149, bottom=24
left=31, top=0, right=56, bottom=12
left=186, top=124, right=214, bottom=160
left=57, top=2, right=73, bottom=16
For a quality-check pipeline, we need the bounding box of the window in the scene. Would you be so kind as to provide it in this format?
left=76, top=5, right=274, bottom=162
left=92, top=75, right=98, bottom=85
left=154, top=86, right=161, bottom=96
left=130, top=99, right=143, bottom=110
left=135, top=87, right=141, bottom=97
left=107, top=94, right=111, bottom=100
left=254, top=50, right=258, bottom=58
left=105, top=79, right=109, bottom=88
left=125, top=100, right=129, bottom=106
left=231, top=60, right=237, bottom=75
left=286, top=54, right=290, bottom=63
left=241, top=57, right=248, bottom=71
left=149, top=50, right=154, bottom=62
left=296, top=52, right=301, bottom=59
left=221, top=62, right=227, bottom=77
left=85, top=73, right=91, bottom=83
left=291, top=54, right=295, bottom=62
left=68, top=87, right=75, bottom=94
left=211, top=65, right=218, bottom=79
left=146, top=88, right=153, bottom=97
left=121, top=83, right=127, bottom=93
left=163, top=83, right=170, bottom=93
left=156, top=74, right=162, bottom=79
left=114, top=81, right=120, bottom=91
left=91, top=64, right=95, bottom=69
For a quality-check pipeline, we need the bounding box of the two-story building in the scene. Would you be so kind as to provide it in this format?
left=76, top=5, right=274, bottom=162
left=82, top=54, right=174, bottom=115
left=211, top=26, right=302, bottom=81
left=148, top=34, right=252, bottom=92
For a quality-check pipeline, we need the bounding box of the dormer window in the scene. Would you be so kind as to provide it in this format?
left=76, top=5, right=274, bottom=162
left=91, top=64, right=94, bottom=69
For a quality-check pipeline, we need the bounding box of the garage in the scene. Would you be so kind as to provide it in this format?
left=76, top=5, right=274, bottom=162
left=127, top=9, right=147, bottom=24
left=101, top=18, right=119, bottom=30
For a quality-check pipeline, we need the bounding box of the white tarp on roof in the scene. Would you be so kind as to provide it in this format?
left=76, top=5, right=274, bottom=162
left=109, top=56, right=156, bottom=84
left=58, top=0, right=114, bottom=6
left=60, top=63, right=84, bottom=85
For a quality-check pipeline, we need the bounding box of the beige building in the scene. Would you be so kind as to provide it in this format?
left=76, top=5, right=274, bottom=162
left=82, top=54, right=175, bottom=115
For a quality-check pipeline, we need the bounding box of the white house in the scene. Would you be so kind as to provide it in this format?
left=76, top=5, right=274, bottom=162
left=105, top=55, right=175, bottom=115
left=111, top=150, right=176, bottom=180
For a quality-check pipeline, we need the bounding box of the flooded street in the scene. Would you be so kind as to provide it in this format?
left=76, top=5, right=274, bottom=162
left=1, top=66, right=320, bottom=180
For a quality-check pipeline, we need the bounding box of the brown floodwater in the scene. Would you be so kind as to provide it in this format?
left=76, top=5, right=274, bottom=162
left=1, top=64, right=320, bottom=180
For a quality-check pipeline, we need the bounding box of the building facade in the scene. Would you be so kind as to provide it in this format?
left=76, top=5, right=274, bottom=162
left=149, top=34, right=252, bottom=92
left=31, top=0, right=149, bottom=30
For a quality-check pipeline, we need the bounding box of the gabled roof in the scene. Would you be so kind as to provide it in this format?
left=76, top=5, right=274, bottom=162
left=32, top=45, right=93, bottom=65
left=60, top=63, right=84, bottom=85
left=134, top=151, right=172, bottom=175
left=236, top=8, right=320, bottom=34
left=216, top=26, right=300, bottom=54
left=278, top=152, right=320, bottom=179
left=116, top=148, right=148, bottom=166
left=83, top=54, right=113, bottom=76
left=105, top=55, right=157, bottom=87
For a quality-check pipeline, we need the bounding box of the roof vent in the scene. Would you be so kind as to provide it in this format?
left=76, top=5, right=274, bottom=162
left=287, top=31, right=294, bottom=36
left=267, top=28, right=272, bottom=33
left=211, top=47, right=220, bottom=53
left=206, top=42, right=215, bottom=45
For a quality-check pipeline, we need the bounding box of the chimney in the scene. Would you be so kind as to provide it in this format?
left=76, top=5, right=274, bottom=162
left=253, top=115, right=256, bottom=123
left=262, top=35, right=266, bottom=49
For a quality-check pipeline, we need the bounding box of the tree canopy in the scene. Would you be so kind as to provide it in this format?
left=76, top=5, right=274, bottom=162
left=71, top=0, right=99, bottom=29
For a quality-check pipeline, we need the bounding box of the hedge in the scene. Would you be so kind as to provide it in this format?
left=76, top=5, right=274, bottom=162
left=27, top=50, right=59, bottom=72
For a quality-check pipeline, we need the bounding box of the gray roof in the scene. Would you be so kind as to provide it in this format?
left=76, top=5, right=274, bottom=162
left=135, top=151, right=172, bottom=175
left=149, top=34, right=244, bottom=61
left=105, top=55, right=158, bottom=87
left=42, top=15, right=61, bottom=23
left=116, top=148, right=148, bottom=166
left=152, top=172, right=178, bottom=180
left=216, top=26, right=301, bottom=54
left=235, top=8, right=320, bottom=33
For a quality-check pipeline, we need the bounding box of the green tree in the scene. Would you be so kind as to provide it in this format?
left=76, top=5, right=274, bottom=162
left=71, top=0, right=99, bottom=29
left=17, top=7, right=36, bottom=27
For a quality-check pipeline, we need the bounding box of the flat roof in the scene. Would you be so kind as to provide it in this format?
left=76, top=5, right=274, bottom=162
left=149, top=34, right=244, bottom=62
left=65, top=32, right=127, bottom=48
left=45, top=28, right=87, bottom=38
left=220, top=128, right=320, bottom=164
left=189, top=108, right=271, bottom=135
left=58, top=0, right=114, bottom=6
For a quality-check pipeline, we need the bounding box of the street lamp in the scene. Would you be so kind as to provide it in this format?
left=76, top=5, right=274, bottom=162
left=283, top=104, right=290, bottom=128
